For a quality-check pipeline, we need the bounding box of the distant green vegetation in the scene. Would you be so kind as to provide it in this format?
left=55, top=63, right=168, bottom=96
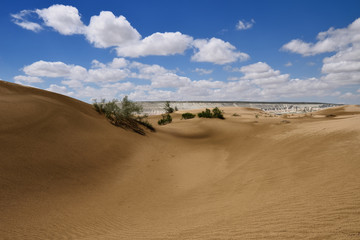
left=164, top=101, right=174, bottom=113
left=198, top=107, right=225, bottom=119
left=181, top=112, right=196, bottom=119
left=158, top=114, right=172, bottom=125
left=93, top=96, right=155, bottom=135
left=158, top=101, right=174, bottom=125
left=155, top=104, right=225, bottom=126
left=198, top=108, right=212, bottom=118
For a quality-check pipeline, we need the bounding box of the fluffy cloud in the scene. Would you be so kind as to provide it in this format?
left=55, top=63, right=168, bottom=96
left=23, top=61, right=74, bottom=77
left=85, top=11, right=141, bottom=48
left=87, top=68, right=129, bottom=83
left=239, top=62, right=289, bottom=86
left=109, top=58, right=129, bottom=68
left=16, top=58, right=195, bottom=100
left=16, top=57, right=358, bottom=103
left=23, top=60, right=87, bottom=79
left=192, top=38, right=249, bottom=64
left=116, top=32, right=193, bottom=57
left=281, top=17, right=360, bottom=100
left=130, top=62, right=191, bottom=88
left=225, top=62, right=336, bottom=100
left=46, top=84, right=73, bottom=96
left=321, top=44, right=360, bottom=85
left=282, top=18, right=360, bottom=56
left=236, top=19, right=255, bottom=30
left=13, top=75, right=43, bottom=84
left=13, top=4, right=249, bottom=61
left=36, top=4, right=85, bottom=35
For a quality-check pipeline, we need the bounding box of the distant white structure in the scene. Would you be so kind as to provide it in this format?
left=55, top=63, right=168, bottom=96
left=134, top=101, right=341, bottom=115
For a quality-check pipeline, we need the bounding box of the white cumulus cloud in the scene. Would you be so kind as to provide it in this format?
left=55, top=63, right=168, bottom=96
left=87, top=68, right=129, bottom=83
left=85, top=11, right=141, bottom=48
left=35, top=4, right=85, bottom=35
left=282, top=18, right=360, bottom=56
left=116, top=32, right=193, bottom=57
left=14, top=75, right=43, bottom=84
left=281, top=18, right=360, bottom=94
left=321, top=44, right=360, bottom=85
left=191, top=38, right=249, bottom=64
left=16, top=57, right=358, bottom=103
left=12, top=4, right=248, bottom=60
left=23, top=61, right=75, bottom=77
left=46, top=84, right=73, bottom=96
left=239, top=62, right=289, bottom=86
left=130, top=61, right=191, bottom=88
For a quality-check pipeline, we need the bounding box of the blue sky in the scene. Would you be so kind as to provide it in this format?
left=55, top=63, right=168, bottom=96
left=1, top=0, right=359, bottom=103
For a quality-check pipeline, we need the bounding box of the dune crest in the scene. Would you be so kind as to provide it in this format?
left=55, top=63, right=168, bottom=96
left=1, top=81, right=360, bottom=239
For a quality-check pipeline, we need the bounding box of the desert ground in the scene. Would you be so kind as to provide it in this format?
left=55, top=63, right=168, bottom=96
left=1, top=80, right=360, bottom=239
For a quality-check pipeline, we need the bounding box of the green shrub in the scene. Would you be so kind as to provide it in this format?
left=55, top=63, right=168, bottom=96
left=164, top=101, right=174, bottom=114
left=158, top=114, right=172, bottom=125
left=182, top=112, right=196, bottom=119
left=119, top=96, right=143, bottom=118
left=212, top=107, right=225, bottom=119
left=198, top=107, right=225, bottom=119
left=198, top=108, right=213, bottom=118
left=93, top=99, right=106, bottom=114
left=92, top=97, right=154, bottom=135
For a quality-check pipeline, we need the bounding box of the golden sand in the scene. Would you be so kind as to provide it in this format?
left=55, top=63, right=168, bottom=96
left=1, top=81, right=360, bottom=239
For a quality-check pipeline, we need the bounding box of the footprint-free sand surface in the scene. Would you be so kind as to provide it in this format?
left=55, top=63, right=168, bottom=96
left=1, top=80, right=360, bottom=239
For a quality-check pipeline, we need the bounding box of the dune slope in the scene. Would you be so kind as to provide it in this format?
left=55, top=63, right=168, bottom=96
left=1, top=81, right=360, bottom=239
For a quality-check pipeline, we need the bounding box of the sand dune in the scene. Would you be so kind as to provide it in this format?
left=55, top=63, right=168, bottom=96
left=1, top=81, right=360, bottom=239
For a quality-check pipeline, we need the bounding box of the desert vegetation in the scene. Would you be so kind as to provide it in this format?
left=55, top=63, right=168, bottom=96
left=158, top=101, right=174, bottom=125
left=93, top=96, right=155, bottom=135
left=181, top=112, right=196, bottom=119
left=158, top=114, right=172, bottom=125
left=198, top=107, right=225, bottom=119
left=164, top=101, right=174, bottom=113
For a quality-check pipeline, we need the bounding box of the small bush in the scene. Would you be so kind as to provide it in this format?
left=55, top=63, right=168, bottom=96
left=164, top=101, right=174, bottom=114
left=198, top=108, right=213, bottom=118
left=182, top=112, right=196, bottom=119
left=93, top=99, right=106, bottom=114
left=212, top=107, right=225, bottom=119
left=198, top=107, right=225, bottom=119
left=232, top=113, right=240, bottom=117
left=158, top=114, right=172, bottom=125
left=120, top=96, right=143, bottom=118
left=93, top=97, right=154, bottom=135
